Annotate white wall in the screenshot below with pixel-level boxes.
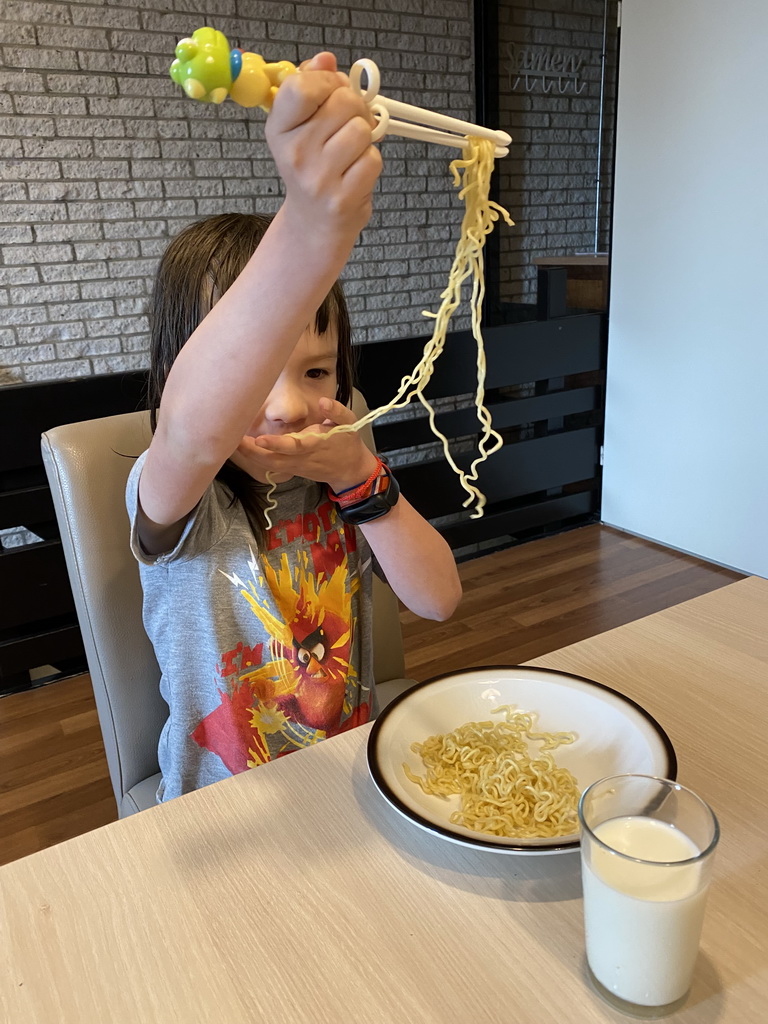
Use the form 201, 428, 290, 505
602, 0, 768, 576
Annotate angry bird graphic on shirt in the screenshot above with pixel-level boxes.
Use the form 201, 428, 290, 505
191, 502, 371, 775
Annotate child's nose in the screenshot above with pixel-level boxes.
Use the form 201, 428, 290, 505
264, 381, 309, 426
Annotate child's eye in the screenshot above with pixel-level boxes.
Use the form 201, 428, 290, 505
306, 367, 330, 379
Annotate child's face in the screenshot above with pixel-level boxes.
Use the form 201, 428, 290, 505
244, 322, 339, 449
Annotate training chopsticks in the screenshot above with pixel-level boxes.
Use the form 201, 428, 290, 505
349, 60, 511, 159
168, 29, 511, 158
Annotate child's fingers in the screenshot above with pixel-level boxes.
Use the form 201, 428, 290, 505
303, 51, 338, 73
300, 84, 373, 150
252, 429, 330, 453
269, 88, 374, 201
291, 106, 379, 206
341, 139, 383, 196
252, 434, 305, 454
267, 68, 344, 135
318, 114, 378, 177
319, 397, 358, 425
318, 80, 377, 133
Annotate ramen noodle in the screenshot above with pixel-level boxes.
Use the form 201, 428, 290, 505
324, 136, 514, 519
403, 705, 579, 839
263, 471, 278, 530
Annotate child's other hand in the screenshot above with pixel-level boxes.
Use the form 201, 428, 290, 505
266, 52, 382, 240
233, 398, 380, 491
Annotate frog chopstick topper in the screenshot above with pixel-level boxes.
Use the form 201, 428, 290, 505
169, 27, 296, 111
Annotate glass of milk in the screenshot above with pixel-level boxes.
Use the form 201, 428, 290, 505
578, 774, 719, 1018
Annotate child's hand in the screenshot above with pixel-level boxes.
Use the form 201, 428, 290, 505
265, 53, 382, 240
232, 398, 380, 491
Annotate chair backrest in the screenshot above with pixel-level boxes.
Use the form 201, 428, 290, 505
40, 390, 408, 812
41, 410, 163, 810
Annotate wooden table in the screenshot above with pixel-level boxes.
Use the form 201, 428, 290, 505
1, 577, 766, 1023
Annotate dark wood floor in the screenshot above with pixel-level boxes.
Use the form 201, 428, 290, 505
0, 524, 743, 866
400, 524, 743, 678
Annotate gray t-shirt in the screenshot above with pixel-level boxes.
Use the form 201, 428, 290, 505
126, 451, 378, 803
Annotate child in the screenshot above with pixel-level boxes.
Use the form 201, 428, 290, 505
127, 53, 462, 802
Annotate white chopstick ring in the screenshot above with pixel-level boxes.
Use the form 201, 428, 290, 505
349, 58, 386, 138
349, 58, 511, 159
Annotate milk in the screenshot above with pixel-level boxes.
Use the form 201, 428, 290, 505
581, 815, 707, 1007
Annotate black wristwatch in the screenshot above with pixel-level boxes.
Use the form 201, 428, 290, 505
335, 466, 401, 525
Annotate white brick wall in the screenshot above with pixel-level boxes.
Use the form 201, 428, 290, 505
497, 0, 618, 303
0, 0, 476, 384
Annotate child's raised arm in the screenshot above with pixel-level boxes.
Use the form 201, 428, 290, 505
137, 53, 381, 553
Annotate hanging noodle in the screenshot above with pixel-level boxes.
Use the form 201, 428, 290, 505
403, 705, 579, 839
263, 470, 278, 530
322, 136, 514, 518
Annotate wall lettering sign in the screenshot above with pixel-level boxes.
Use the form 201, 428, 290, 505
504, 42, 587, 95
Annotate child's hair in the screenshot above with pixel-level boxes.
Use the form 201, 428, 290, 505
147, 212, 355, 546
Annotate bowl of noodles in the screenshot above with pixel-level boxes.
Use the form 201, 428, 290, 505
367, 666, 677, 855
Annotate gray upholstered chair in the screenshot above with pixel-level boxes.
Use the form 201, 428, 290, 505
41, 391, 417, 818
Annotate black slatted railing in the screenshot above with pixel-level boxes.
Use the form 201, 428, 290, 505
0, 296, 606, 690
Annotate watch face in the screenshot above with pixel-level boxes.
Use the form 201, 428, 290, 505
346, 491, 393, 524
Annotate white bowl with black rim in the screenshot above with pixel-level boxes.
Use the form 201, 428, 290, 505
367, 666, 677, 856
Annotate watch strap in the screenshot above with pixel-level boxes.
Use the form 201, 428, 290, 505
334, 466, 400, 525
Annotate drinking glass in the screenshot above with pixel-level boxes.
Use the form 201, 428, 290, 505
578, 774, 719, 1019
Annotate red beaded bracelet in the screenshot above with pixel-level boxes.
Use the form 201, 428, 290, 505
328, 457, 386, 508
